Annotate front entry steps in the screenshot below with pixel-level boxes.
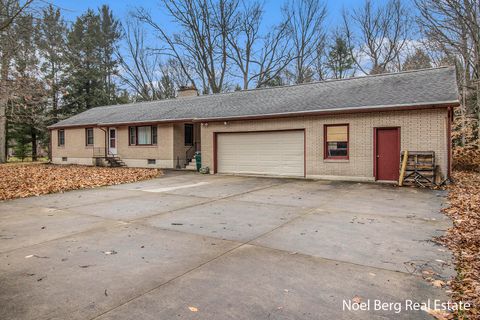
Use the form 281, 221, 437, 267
105, 156, 126, 167
184, 158, 197, 171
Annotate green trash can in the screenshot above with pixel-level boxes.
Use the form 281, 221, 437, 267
195, 152, 201, 172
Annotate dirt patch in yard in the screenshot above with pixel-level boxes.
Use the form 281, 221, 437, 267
0, 163, 161, 201
438, 171, 480, 319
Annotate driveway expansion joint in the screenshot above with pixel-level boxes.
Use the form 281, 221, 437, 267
0, 174, 453, 320
88, 206, 318, 320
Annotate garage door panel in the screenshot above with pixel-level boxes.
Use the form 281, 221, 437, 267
217, 131, 304, 177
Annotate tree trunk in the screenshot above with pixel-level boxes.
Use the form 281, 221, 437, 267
0, 103, 5, 163
0, 56, 9, 163
477, 82, 480, 148
460, 23, 470, 147
51, 62, 58, 123
31, 129, 37, 162
461, 84, 467, 146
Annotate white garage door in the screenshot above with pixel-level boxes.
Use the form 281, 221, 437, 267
216, 130, 304, 177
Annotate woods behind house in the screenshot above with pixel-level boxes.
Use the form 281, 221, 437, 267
0, 0, 479, 164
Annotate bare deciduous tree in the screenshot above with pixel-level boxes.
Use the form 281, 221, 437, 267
135, 0, 239, 94
117, 19, 186, 101
254, 21, 294, 87
343, 0, 411, 75
283, 0, 327, 84
415, 0, 480, 147
117, 19, 163, 101
226, 0, 261, 89
226, 1, 293, 89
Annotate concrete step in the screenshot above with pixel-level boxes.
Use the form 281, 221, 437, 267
185, 158, 197, 170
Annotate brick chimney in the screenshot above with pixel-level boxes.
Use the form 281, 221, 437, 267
177, 85, 198, 98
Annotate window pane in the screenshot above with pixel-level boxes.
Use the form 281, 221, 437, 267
326, 125, 348, 142
109, 129, 116, 148
86, 129, 94, 145
129, 127, 136, 145
137, 126, 151, 144
327, 142, 348, 157
58, 130, 65, 146
152, 126, 157, 145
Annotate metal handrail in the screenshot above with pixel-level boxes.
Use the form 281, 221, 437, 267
186, 144, 196, 162
185, 142, 201, 162
93, 147, 106, 158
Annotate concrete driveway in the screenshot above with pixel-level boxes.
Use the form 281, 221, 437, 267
0, 172, 453, 319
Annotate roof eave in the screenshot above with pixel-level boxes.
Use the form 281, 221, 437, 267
47, 123, 99, 130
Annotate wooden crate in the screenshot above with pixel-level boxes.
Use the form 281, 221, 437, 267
400, 151, 436, 187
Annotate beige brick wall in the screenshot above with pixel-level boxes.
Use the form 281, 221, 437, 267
200, 108, 449, 180
51, 127, 105, 158
172, 123, 201, 167
117, 124, 174, 163
51, 108, 449, 178
51, 124, 177, 168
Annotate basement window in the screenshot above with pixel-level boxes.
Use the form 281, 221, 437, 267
147, 159, 156, 165
62, 157, 67, 162
324, 124, 349, 159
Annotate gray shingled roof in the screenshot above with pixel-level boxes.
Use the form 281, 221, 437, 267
50, 67, 459, 128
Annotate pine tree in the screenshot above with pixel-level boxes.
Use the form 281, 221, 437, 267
99, 5, 122, 105
326, 36, 354, 79
12, 137, 32, 161
63, 7, 123, 115
0, 0, 35, 163
159, 74, 176, 99
260, 73, 284, 87
8, 13, 49, 161
402, 49, 432, 71
64, 9, 103, 114
37, 4, 67, 123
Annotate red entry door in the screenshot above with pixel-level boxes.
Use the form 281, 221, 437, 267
375, 128, 400, 181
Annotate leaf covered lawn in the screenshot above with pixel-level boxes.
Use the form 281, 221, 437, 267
439, 171, 480, 319
0, 163, 161, 201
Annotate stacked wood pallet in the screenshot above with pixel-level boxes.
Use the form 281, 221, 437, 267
399, 151, 436, 187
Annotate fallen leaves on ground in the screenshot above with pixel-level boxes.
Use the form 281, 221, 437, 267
453, 147, 480, 171
352, 296, 362, 304
437, 170, 480, 319
0, 163, 161, 200
425, 308, 452, 320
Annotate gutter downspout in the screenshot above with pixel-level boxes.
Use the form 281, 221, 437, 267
99, 127, 107, 158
